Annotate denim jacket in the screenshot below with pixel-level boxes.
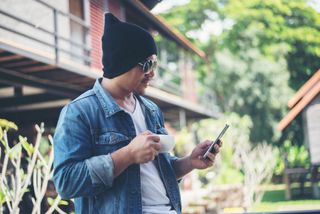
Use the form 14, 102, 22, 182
53, 78, 182, 214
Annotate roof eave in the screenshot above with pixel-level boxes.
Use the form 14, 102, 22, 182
278, 80, 320, 132
122, 0, 206, 59
288, 69, 320, 108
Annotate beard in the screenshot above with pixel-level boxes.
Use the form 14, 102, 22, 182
134, 77, 151, 95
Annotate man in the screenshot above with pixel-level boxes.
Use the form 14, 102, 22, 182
53, 13, 221, 214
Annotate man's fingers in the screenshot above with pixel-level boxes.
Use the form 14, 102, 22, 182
151, 142, 161, 151
198, 140, 212, 149
213, 144, 220, 153
206, 152, 215, 163
217, 139, 223, 147
147, 134, 160, 142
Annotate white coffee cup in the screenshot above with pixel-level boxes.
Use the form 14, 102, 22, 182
157, 134, 175, 153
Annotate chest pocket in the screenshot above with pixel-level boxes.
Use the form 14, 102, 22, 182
94, 132, 130, 154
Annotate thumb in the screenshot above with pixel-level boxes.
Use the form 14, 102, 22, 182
199, 140, 212, 149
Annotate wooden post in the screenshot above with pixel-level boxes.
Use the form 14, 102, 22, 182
283, 172, 291, 200
53, 9, 59, 64
311, 165, 320, 199
283, 153, 291, 200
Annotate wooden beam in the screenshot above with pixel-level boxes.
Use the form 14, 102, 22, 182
3, 60, 41, 68
146, 86, 219, 118
20, 65, 57, 73
0, 67, 84, 98
0, 107, 62, 126
288, 69, 320, 108
0, 55, 24, 62
278, 81, 320, 131
0, 87, 14, 97
0, 93, 65, 108
0, 99, 70, 112
63, 76, 93, 84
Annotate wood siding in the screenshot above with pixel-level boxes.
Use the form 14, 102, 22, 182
90, 0, 105, 70
304, 94, 320, 165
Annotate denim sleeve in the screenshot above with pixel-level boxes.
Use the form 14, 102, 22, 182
53, 105, 114, 199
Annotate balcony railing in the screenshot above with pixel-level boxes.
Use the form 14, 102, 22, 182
0, 0, 91, 65
151, 64, 182, 96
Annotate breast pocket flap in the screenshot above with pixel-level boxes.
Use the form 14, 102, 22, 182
96, 132, 130, 145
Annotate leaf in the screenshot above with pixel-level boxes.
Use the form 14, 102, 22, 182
8, 142, 22, 160
0, 128, 7, 148
0, 190, 5, 205
47, 197, 54, 206
0, 127, 3, 140
20, 135, 34, 157
47, 198, 69, 206
59, 200, 69, 206
0, 119, 18, 131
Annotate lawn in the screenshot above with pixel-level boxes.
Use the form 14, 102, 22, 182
250, 183, 320, 212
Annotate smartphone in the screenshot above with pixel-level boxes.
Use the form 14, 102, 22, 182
203, 124, 229, 159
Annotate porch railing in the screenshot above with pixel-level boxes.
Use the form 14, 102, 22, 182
151, 64, 182, 96
0, 0, 91, 65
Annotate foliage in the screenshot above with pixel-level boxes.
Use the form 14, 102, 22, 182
0, 119, 65, 214
273, 140, 310, 176
160, 0, 219, 43
174, 127, 194, 156
283, 140, 310, 168
186, 112, 276, 206
0, 118, 18, 131
216, 0, 319, 145
222, 0, 320, 90
159, 0, 319, 146
193, 115, 246, 185
210, 47, 294, 143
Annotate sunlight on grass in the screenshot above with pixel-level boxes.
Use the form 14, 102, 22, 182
250, 183, 320, 212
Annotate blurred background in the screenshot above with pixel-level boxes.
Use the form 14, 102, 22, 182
0, 0, 319, 213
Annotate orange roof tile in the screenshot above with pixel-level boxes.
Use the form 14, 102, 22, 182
288, 69, 320, 108
278, 71, 320, 131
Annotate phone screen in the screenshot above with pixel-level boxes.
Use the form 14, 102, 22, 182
203, 124, 229, 159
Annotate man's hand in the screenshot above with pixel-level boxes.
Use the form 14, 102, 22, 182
127, 130, 161, 164
173, 139, 222, 179
189, 140, 222, 170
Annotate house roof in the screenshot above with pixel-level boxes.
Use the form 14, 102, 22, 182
277, 69, 320, 131
0, 0, 216, 125
122, 0, 206, 59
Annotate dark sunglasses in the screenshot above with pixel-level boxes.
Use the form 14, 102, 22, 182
138, 59, 158, 74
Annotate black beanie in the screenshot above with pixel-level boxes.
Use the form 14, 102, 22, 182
102, 13, 157, 79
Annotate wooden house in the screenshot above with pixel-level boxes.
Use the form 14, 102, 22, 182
278, 69, 320, 199
0, 0, 219, 129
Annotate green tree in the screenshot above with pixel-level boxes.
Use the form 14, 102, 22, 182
222, 0, 320, 89
159, 0, 319, 144
210, 47, 293, 143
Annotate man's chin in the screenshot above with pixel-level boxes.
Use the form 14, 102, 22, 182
134, 88, 146, 95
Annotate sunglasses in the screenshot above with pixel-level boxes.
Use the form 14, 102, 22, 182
138, 59, 158, 74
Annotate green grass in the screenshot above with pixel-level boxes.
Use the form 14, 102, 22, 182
250, 183, 320, 212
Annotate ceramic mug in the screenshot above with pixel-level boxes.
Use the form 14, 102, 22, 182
156, 134, 175, 153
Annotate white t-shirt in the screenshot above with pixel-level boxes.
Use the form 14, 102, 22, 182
122, 97, 177, 214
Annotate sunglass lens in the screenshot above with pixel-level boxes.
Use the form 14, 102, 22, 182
141, 59, 157, 73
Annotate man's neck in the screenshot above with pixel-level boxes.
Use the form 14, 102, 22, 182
101, 77, 131, 100
101, 78, 136, 112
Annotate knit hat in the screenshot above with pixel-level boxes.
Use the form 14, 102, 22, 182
102, 13, 157, 79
